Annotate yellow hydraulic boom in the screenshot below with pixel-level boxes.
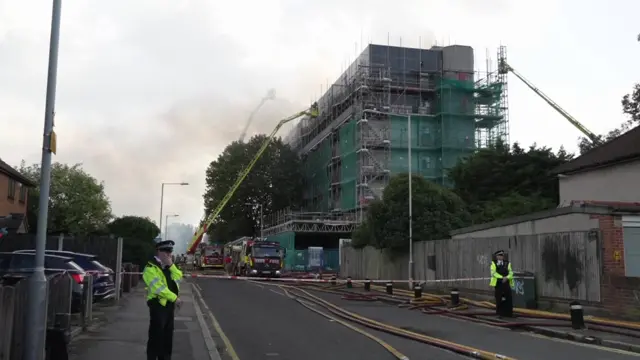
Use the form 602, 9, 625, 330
498, 59, 601, 145
187, 103, 319, 253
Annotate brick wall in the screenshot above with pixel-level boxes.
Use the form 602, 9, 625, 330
593, 210, 640, 317
0, 173, 29, 216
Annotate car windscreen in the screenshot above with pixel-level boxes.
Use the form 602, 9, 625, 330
10, 254, 34, 271
252, 246, 280, 257
90, 260, 110, 272
0, 254, 11, 270
65, 260, 85, 274
70, 256, 104, 271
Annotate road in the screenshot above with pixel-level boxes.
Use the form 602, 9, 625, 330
195, 279, 640, 360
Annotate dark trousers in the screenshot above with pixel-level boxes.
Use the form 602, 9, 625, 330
494, 281, 513, 317
147, 300, 175, 360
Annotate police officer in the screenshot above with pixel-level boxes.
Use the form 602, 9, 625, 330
489, 250, 514, 318
143, 239, 183, 360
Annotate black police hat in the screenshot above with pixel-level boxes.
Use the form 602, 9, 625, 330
155, 239, 175, 252
493, 250, 505, 256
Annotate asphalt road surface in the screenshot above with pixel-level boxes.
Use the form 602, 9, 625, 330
195, 279, 640, 360
196, 278, 467, 360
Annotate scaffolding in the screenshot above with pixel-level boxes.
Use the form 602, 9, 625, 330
475, 45, 510, 147
278, 44, 509, 229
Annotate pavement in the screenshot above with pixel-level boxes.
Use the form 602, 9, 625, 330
68, 283, 215, 360
195, 278, 640, 360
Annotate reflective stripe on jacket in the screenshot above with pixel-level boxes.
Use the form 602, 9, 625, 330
143, 261, 183, 306
489, 261, 514, 288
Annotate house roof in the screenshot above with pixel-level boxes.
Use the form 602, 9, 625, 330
0, 158, 36, 187
552, 125, 640, 175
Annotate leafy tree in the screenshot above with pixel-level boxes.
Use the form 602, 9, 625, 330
19, 161, 113, 234
448, 141, 571, 223
203, 135, 303, 242
107, 216, 160, 267
352, 174, 471, 255
579, 84, 640, 154
471, 192, 557, 224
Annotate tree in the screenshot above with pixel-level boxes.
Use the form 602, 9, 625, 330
19, 162, 113, 234
471, 192, 557, 224
578, 84, 640, 154
352, 174, 471, 255
202, 135, 303, 242
107, 216, 160, 267
448, 141, 571, 223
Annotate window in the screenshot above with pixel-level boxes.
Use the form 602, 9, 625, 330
623, 216, 640, 277
19, 184, 26, 203
7, 178, 16, 199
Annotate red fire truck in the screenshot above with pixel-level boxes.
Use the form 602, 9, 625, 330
195, 243, 224, 270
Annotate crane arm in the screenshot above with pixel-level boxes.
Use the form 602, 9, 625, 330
499, 61, 601, 144
187, 103, 319, 253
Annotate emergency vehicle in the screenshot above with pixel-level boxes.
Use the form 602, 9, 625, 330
195, 243, 224, 270
226, 237, 285, 277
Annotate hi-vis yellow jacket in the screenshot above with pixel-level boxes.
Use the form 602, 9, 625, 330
489, 261, 514, 288
143, 260, 183, 306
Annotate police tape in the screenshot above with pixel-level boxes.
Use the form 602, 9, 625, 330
121, 272, 491, 284
4, 267, 490, 284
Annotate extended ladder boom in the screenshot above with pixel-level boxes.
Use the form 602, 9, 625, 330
187, 103, 319, 253
498, 60, 601, 144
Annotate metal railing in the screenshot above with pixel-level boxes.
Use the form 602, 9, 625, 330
0, 272, 102, 360
264, 209, 357, 228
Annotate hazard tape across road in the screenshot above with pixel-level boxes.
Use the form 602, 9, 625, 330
122, 272, 491, 284
4, 267, 491, 284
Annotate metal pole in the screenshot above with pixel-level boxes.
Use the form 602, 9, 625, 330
114, 237, 123, 302
164, 215, 169, 241
259, 204, 264, 239
408, 115, 414, 288
159, 183, 165, 239
25, 1, 62, 358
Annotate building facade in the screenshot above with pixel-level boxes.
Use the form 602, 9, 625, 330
0, 159, 36, 232
284, 44, 509, 219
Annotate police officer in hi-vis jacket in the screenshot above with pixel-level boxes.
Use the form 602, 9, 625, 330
489, 250, 514, 318
143, 239, 183, 360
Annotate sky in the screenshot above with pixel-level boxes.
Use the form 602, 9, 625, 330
1, 0, 638, 227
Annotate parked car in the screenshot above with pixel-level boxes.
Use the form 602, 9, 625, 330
14, 250, 116, 303
0, 252, 85, 312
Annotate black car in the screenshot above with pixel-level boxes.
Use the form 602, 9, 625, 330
0, 252, 85, 312
14, 250, 116, 302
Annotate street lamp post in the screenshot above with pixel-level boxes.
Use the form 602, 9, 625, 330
25, 1, 62, 358
165, 214, 179, 240
407, 114, 413, 289
362, 110, 414, 288
245, 203, 264, 239
159, 182, 188, 239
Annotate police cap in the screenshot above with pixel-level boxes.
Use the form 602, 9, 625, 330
155, 239, 175, 252
493, 250, 505, 256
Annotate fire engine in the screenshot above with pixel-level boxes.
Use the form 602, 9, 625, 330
195, 243, 224, 270
225, 237, 285, 277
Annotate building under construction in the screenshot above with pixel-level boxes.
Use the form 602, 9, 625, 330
265, 44, 510, 270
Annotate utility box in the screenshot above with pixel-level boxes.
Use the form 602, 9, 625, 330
512, 271, 537, 309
